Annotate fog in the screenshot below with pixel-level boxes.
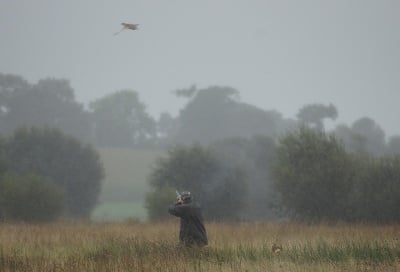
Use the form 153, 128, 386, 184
1, 0, 399, 136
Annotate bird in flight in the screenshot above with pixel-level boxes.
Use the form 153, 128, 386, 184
114, 23, 139, 35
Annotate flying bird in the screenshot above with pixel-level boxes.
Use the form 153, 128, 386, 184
114, 23, 139, 35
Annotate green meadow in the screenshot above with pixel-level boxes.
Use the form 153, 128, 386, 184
91, 148, 165, 222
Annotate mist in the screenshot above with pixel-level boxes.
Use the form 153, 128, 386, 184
1, 0, 399, 136
1, 0, 400, 223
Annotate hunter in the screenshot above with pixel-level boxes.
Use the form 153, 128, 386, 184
168, 191, 208, 247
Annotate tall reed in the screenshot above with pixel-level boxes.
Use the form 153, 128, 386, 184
0, 221, 399, 271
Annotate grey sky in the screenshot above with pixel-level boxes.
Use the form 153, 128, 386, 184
1, 0, 399, 136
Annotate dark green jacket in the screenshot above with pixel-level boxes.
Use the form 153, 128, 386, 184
168, 202, 208, 247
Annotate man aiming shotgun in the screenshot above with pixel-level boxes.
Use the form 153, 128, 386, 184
168, 191, 208, 247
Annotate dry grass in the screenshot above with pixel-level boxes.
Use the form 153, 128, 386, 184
0, 221, 399, 271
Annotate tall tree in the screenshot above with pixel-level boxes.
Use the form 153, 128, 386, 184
157, 112, 179, 146
351, 117, 386, 155
0, 74, 30, 132
387, 135, 400, 154
172, 84, 198, 98
89, 90, 156, 147
297, 103, 338, 131
272, 127, 354, 222
211, 136, 279, 220
3, 127, 104, 218
0, 74, 92, 142
352, 155, 400, 223
333, 124, 368, 154
175, 86, 284, 144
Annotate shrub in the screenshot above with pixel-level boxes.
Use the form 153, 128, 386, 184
272, 127, 355, 222
145, 186, 176, 220
3, 127, 104, 218
273, 127, 400, 223
0, 173, 64, 222
351, 155, 400, 223
146, 145, 247, 221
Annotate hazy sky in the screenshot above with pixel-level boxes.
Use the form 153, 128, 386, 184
1, 0, 399, 136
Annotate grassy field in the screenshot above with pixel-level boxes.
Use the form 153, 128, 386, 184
81, 148, 400, 270
92, 148, 165, 222
0, 221, 399, 271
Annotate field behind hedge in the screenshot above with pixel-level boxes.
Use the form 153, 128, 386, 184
91, 148, 164, 222
0, 222, 399, 272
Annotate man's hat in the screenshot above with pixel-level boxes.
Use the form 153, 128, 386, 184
180, 191, 192, 202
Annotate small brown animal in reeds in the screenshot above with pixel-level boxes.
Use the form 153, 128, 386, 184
272, 243, 282, 255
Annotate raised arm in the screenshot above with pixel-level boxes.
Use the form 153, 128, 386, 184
168, 203, 193, 217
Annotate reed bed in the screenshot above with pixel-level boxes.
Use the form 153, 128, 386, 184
0, 221, 399, 271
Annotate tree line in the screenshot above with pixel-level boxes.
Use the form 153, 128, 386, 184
146, 128, 400, 223
2, 73, 400, 153
2, 72, 400, 223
